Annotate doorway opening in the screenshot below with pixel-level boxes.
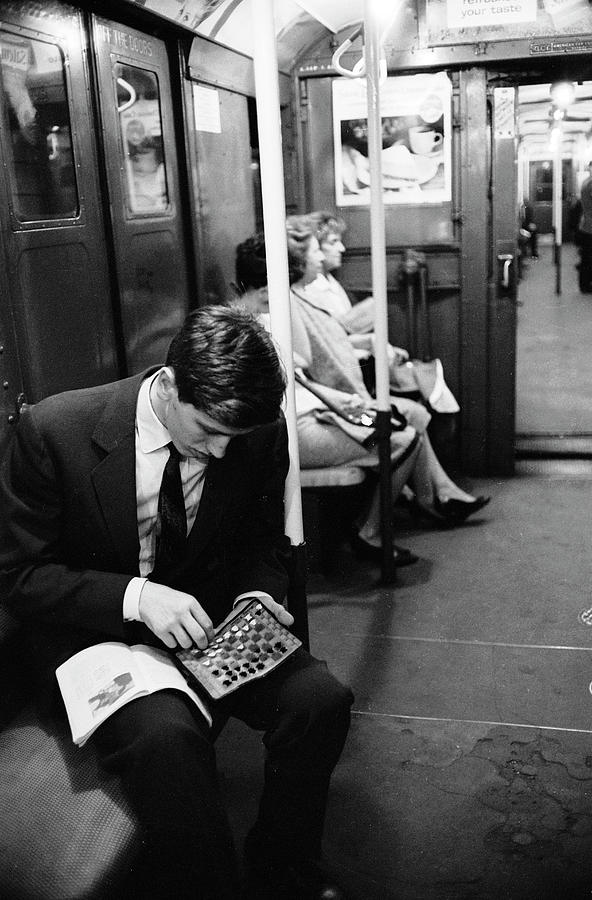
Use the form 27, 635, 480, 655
515, 77, 592, 460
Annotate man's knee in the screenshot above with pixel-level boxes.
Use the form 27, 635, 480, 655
95, 689, 213, 773
274, 658, 354, 754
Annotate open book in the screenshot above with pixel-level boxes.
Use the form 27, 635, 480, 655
56, 642, 211, 747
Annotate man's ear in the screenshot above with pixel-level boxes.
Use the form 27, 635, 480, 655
156, 366, 177, 400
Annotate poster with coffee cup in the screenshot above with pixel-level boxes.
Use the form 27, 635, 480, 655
333, 72, 451, 206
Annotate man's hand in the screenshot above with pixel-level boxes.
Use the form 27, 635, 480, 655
222, 596, 294, 631
139, 581, 215, 650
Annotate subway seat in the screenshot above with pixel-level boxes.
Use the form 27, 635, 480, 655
299, 465, 366, 488
0, 606, 139, 900
300, 466, 369, 572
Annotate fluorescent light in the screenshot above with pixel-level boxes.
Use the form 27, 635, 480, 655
550, 81, 575, 110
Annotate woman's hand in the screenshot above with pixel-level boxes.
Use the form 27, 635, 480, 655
389, 345, 409, 366
341, 393, 366, 418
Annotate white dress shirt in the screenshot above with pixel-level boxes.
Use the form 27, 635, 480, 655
122, 370, 274, 622
123, 370, 208, 621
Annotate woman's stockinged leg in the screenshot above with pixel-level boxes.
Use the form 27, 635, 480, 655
407, 433, 491, 525
357, 440, 420, 546
409, 432, 476, 506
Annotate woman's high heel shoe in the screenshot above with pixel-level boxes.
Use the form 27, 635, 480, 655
434, 495, 491, 524
350, 532, 419, 567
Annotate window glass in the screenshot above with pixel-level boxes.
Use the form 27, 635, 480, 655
531, 160, 569, 202
0, 32, 78, 221
116, 64, 169, 214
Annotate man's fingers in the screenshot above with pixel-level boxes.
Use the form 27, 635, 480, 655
275, 607, 294, 628
188, 601, 214, 644
260, 597, 294, 628
158, 630, 178, 650
171, 625, 199, 650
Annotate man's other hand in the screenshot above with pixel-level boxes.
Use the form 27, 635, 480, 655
226, 596, 294, 630
139, 582, 215, 650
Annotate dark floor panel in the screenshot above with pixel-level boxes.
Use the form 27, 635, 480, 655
309, 475, 592, 650
309, 631, 592, 731
325, 714, 592, 900
216, 471, 592, 900
218, 714, 592, 900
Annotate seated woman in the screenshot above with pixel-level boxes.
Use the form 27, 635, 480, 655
303, 209, 459, 415
232, 228, 489, 566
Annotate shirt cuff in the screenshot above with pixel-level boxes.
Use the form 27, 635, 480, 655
123, 576, 148, 621
233, 590, 274, 609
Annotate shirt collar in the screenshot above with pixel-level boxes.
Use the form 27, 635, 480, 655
136, 368, 171, 454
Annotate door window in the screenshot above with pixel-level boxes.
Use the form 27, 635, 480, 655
0, 32, 78, 221
116, 64, 169, 215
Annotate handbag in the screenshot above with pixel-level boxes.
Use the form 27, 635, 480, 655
390, 359, 460, 414
294, 370, 408, 450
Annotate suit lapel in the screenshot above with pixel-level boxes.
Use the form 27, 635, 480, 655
185, 454, 229, 557
90, 372, 148, 574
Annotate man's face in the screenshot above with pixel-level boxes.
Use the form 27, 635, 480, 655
156, 370, 255, 460
320, 231, 345, 273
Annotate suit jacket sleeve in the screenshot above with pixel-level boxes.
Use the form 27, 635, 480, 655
224, 415, 291, 604
0, 407, 132, 639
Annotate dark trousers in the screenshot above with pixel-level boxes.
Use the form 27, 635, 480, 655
92, 648, 353, 899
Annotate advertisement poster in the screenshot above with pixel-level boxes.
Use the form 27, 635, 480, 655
333, 72, 452, 206
125, 0, 226, 31
426, 0, 592, 45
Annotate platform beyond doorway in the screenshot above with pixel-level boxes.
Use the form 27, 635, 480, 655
516, 237, 592, 438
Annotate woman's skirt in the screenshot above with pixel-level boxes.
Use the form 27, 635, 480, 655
297, 410, 419, 471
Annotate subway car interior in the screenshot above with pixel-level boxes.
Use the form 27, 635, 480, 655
2, 0, 592, 897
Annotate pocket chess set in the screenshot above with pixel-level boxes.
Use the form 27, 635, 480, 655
175, 599, 301, 700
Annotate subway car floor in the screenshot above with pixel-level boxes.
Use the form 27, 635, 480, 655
215, 240, 592, 900
219, 469, 592, 900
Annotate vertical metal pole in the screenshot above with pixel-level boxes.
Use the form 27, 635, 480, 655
251, 0, 304, 547
251, 0, 309, 646
364, 0, 395, 584
553, 128, 562, 295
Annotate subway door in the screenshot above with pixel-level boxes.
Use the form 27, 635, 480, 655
488, 85, 519, 474
0, 227, 24, 458
92, 18, 190, 373
0, 7, 119, 447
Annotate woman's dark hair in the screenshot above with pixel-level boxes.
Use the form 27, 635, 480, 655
235, 233, 268, 294
236, 220, 315, 289
285, 214, 315, 285
166, 305, 286, 428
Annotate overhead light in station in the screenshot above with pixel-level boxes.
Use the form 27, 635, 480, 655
550, 81, 576, 109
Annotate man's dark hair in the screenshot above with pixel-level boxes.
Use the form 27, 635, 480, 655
166, 305, 286, 428
235, 233, 268, 294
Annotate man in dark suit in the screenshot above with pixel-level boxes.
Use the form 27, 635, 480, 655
0, 305, 352, 900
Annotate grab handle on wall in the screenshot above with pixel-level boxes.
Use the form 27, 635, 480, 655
498, 253, 514, 290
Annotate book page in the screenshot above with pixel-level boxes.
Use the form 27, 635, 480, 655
56, 642, 145, 746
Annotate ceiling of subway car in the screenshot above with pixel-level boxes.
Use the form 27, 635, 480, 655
195, 0, 363, 71
190, 0, 592, 162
